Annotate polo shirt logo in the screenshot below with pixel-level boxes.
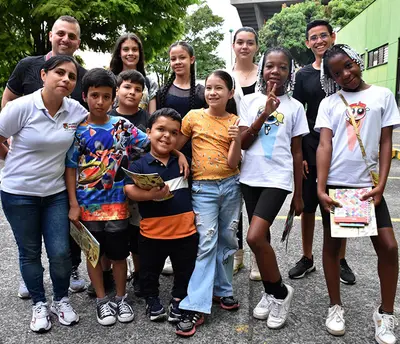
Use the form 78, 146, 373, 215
63, 123, 78, 131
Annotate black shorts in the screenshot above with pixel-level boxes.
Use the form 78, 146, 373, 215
128, 223, 140, 254
82, 219, 129, 261
302, 165, 320, 214
241, 183, 289, 224
321, 187, 392, 230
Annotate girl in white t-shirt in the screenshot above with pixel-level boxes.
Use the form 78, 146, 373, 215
316, 44, 399, 343
239, 47, 309, 329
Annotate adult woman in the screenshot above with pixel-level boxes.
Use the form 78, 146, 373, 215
110, 33, 158, 114
231, 27, 260, 279
0, 55, 88, 333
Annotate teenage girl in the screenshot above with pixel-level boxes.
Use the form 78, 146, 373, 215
231, 27, 260, 279
239, 47, 309, 329
175, 70, 242, 337
110, 33, 158, 114
317, 44, 399, 344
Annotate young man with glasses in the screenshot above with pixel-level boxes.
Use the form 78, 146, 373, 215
288, 20, 356, 285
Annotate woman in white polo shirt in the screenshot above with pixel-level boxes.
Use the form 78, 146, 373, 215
0, 55, 88, 333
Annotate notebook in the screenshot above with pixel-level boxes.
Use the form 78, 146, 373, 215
333, 188, 372, 224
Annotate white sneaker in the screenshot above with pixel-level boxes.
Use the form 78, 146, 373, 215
162, 257, 174, 275
250, 253, 261, 281
30, 301, 51, 333
233, 249, 244, 275
18, 280, 31, 299
50, 297, 80, 326
253, 292, 274, 320
127, 255, 135, 281
267, 284, 294, 329
326, 304, 345, 336
373, 307, 398, 344
69, 267, 86, 293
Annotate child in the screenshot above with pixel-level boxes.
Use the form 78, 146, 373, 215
124, 108, 198, 323
239, 47, 308, 329
175, 70, 242, 337
65, 68, 149, 326
316, 44, 399, 343
109, 69, 149, 296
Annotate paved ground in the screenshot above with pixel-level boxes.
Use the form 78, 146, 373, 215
1, 140, 400, 344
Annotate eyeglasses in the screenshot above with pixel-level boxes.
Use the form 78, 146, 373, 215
308, 32, 330, 42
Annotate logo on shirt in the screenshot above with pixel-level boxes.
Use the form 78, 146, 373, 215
345, 102, 369, 151
63, 123, 78, 132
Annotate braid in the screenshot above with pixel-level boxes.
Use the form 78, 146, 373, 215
189, 63, 196, 110
320, 44, 364, 96
160, 72, 176, 108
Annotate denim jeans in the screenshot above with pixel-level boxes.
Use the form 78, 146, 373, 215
179, 175, 241, 314
1, 190, 71, 304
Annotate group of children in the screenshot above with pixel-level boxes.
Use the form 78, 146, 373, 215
5, 24, 398, 343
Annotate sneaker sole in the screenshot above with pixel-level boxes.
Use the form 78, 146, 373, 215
176, 327, 196, 337
289, 265, 316, 279
30, 321, 51, 333
168, 315, 181, 323
253, 310, 270, 320
118, 314, 135, 323
340, 278, 356, 285
326, 326, 345, 336
18, 293, 31, 299
150, 313, 167, 322
97, 315, 117, 326
220, 303, 240, 311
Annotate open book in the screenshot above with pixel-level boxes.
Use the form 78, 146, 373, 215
122, 167, 173, 201
70, 222, 100, 268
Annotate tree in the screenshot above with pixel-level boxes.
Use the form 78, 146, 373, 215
0, 0, 198, 86
258, 0, 373, 66
148, 2, 226, 85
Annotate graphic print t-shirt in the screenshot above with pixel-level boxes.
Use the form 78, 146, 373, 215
66, 116, 149, 221
315, 85, 400, 187
239, 93, 309, 192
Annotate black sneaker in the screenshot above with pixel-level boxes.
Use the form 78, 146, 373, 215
130, 272, 142, 297
288, 256, 316, 279
340, 258, 356, 285
168, 298, 182, 323
96, 300, 117, 326
220, 296, 240, 311
146, 296, 167, 322
176, 310, 204, 337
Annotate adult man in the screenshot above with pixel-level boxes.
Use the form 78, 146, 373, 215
288, 20, 356, 285
1, 15, 87, 295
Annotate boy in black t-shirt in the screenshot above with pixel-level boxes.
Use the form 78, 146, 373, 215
289, 20, 356, 285
109, 70, 149, 296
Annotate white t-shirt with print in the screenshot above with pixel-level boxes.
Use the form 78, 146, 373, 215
239, 93, 309, 192
315, 85, 400, 187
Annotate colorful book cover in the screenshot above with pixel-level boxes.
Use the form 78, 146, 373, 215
333, 188, 372, 224
70, 222, 100, 268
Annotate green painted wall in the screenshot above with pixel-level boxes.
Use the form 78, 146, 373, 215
336, 0, 400, 96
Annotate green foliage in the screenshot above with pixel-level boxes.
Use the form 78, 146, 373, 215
258, 0, 374, 66
0, 0, 198, 87
148, 2, 225, 85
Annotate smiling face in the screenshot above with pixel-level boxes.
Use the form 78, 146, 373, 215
49, 20, 81, 56
232, 31, 258, 62
41, 61, 77, 97
85, 86, 114, 119
147, 116, 180, 158
306, 25, 335, 58
169, 45, 195, 77
327, 52, 363, 91
117, 80, 143, 109
120, 39, 140, 71
262, 51, 290, 93
205, 74, 234, 111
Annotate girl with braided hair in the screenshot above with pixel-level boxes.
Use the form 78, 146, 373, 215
316, 44, 399, 343
239, 47, 308, 329
156, 41, 206, 158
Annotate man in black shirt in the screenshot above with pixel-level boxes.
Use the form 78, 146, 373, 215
1, 15, 87, 295
1, 15, 86, 108
289, 20, 356, 285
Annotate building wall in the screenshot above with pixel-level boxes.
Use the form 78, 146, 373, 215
336, 0, 400, 95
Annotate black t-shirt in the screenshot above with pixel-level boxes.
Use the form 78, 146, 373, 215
242, 82, 256, 96
6, 55, 87, 107
293, 64, 326, 166
108, 108, 148, 133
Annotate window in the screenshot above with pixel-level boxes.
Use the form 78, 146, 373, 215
367, 44, 388, 68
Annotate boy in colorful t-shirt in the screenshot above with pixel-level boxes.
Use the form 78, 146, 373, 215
65, 68, 149, 326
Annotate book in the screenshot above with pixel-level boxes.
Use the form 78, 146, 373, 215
329, 189, 377, 238
70, 222, 100, 268
122, 167, 173, 201
281, 210, 295, 251
333, 188, 371, 224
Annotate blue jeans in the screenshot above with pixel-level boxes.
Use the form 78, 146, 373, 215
1, 190, 71, 304
179, 175, 241, 314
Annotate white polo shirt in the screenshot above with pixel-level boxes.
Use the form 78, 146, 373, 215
0, 89, 88, 196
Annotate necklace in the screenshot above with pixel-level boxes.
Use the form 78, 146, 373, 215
234, 65, 256, 81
